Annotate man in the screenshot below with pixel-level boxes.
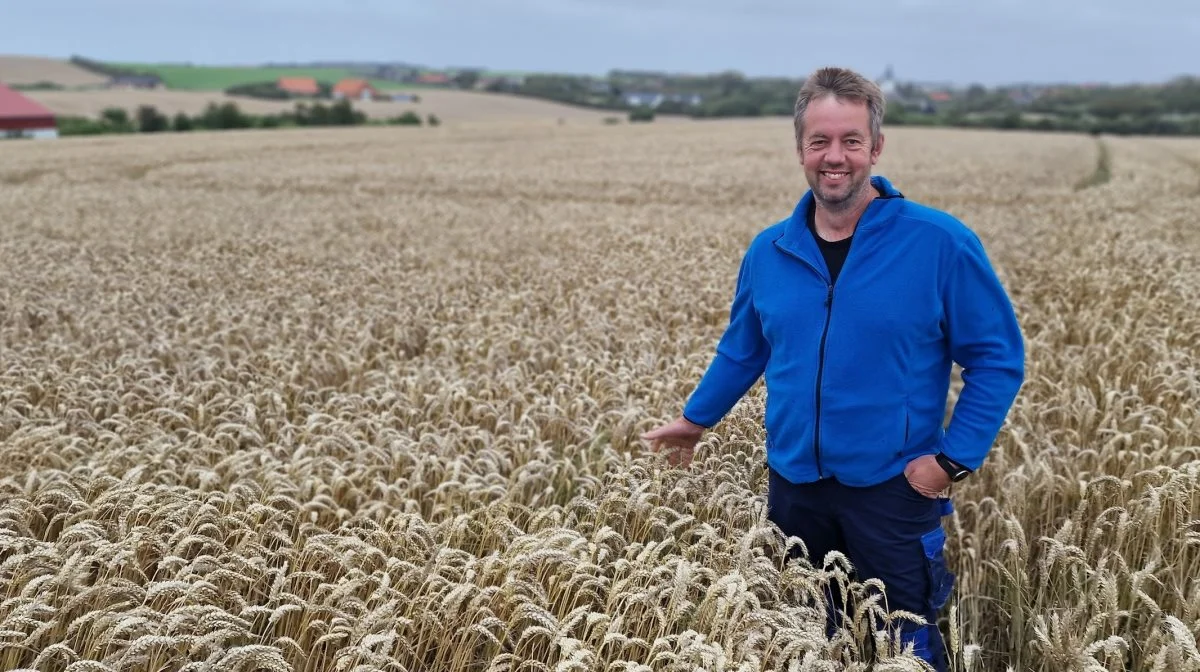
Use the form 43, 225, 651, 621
640, 66, 1024, 671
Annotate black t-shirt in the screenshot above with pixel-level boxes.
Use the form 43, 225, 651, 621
807, 206, 853, 285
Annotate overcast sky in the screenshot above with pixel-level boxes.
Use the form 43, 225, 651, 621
3, 0, 1197, 86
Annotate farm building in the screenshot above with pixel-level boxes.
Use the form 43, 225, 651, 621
418, 73, 450, 86
332, 78, 380, 101
108, 74, 163, 89
278, 76, 320, 97
622, 91, 664, 108
0, 83, 57, 139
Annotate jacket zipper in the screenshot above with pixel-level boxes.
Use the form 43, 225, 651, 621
771, 243, 835, 478
813, 283, 834, 478
772, 199, 889, 477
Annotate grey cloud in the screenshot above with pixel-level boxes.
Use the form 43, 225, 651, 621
2, 0, 1197, 84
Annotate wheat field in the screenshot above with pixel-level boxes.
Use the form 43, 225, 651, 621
1, 120, 1199, 672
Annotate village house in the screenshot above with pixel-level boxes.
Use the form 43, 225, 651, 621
107, 74, 163, 90
622, 90, 704, 109
622, 91, 664, 108
332, 78, 381, 101
277, 76, 320, 97
417, 72, 450, 86
0, 83, 58, 139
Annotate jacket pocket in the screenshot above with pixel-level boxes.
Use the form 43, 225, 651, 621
921, 525, 955, 612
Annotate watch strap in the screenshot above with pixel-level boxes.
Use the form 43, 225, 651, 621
936, 453, 972, 482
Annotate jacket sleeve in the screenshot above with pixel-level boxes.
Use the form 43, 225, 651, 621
939, 232, 1025, 470
682, 248, 770, 427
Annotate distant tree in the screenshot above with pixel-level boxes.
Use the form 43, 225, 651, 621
225, 81, 289, 100
12, 81, 64, 91
172, 112, 193, 132
57, 116, 119, 136
998, 111, 1023, 129
700, 95, 761, 117
101, 107, 129, 127
305, 102, 331, 126
198, 102, 251, 129
654, 100, 689, 115
629, 107, 655, 122
136, 105, 169, 132
427, 113, 440, 126
388, 111, 422, 126
328, 99, 365, 125
714, 70, 750, 96
452, 70, 481, 90
1090, 92, 1163, 120
884, 104, 909, 125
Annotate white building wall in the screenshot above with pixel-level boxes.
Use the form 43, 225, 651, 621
3, 127, 59, 140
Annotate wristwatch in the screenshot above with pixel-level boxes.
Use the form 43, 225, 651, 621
935, 453, 972, 482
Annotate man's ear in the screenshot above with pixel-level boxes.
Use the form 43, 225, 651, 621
871, 133, 885, 165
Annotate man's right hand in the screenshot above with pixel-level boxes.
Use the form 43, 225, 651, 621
640, 417, 705, 467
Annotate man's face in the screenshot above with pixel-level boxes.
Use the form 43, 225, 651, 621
797, 95, 884, 212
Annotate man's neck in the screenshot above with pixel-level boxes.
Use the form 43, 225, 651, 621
813, 186, 879, 241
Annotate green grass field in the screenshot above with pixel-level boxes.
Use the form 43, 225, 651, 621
105, 63, 421, 91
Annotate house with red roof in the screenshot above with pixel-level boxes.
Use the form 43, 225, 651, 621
277, 76, 320, 97
332, 78, 380, 101
0, 83, 57, 139
418, 72, 450, 86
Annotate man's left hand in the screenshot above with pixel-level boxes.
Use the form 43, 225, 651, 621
904, 454, 951, 498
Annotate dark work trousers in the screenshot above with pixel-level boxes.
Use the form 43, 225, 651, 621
767, 466, 956, 672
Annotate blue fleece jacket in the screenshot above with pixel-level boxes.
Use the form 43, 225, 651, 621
683, 175, 1024, 487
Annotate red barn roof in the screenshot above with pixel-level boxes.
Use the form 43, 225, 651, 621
278, 76, 320, 96
333, 78, 378, 96
0, 83, 56, 129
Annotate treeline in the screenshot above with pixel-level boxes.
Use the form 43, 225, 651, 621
57, 100, 438, 136
886, 76, 1200, 136
886, 106, 1200, 136
11, 81, 66, 91
225, 80, 332, 100
223, 80, 421, 103
68, 55, 153, 78
505, 70, 799, 118
506, 70, 1200, 136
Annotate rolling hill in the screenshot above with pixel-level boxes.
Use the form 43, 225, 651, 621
4, 55, 681, 126
103, 62, 411, 92
0, 55, 109, 87
25, 88, 631, 124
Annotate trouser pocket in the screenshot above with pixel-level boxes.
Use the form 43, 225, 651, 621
920, 524, 955, 611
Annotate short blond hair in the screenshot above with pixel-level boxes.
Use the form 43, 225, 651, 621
793, 66, 886, 148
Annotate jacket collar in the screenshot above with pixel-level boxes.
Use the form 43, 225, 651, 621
773, 175, 905, 265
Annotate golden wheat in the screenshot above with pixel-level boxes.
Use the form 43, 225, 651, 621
0, 121, 1198, 671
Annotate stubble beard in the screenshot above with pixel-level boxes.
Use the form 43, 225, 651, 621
812, 169, 871, 215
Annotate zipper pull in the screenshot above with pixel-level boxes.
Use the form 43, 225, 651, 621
825, 285, 834, 307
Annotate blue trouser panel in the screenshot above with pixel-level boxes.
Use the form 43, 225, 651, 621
768, 467, 955, 672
